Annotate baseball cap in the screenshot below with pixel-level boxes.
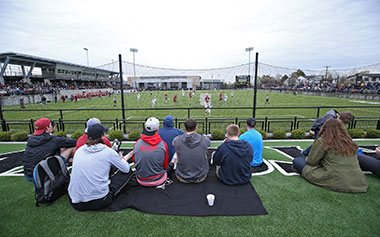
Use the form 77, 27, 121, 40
87, 123, 108, 140
34, 118, 51, 135
246, 118, 257, 127
145, 117, 160, 132
85, 118, 101, 133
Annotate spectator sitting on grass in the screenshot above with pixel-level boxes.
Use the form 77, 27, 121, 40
213, 124, 253, 185
68, 124, 133, 211
292, 118, 368, 193
23, 118, 76, 181
239, 118, 263, 167
158, 115, 185, 162
127, 117, 174, 187
173, 118, 210, 183
357, 146, 380, 178
75, 118, 112, 151
302, 110, 353, 156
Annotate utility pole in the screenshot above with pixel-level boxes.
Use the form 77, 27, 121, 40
324, 66, 330, 83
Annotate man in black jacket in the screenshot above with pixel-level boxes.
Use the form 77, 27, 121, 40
23, 118, 76, 181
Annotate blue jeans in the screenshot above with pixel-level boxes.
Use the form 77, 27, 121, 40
293, 157, 307, 174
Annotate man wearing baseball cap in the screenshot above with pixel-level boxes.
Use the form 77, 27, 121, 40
69, 123, 133, 211
75, 118, 112, 151
23, 118, 76, 181
239, 118, 263, 167
125, 117, 172, 187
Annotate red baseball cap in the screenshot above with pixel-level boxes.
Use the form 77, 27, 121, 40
34, 118, 50, 135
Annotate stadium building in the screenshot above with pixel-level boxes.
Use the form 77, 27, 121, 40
127, 76, 201, 90
0, 52, 119, 86
127, 76, 224, 90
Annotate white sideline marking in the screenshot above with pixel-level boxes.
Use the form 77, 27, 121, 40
349, 100, 380, 105
0, 157, 7, 161
0, 150, 25, 155
0, 165, 24, 176
268, 160, 300, 176
251, 159, 274, 176
264, 145, 303, 160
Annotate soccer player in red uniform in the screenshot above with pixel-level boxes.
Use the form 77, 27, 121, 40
219, 92, 223, 101
173, 95, 177, 103
164, 93, 168, 103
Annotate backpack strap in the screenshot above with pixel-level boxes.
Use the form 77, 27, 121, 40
54, 155, 69, 178
39, 159, 56, 200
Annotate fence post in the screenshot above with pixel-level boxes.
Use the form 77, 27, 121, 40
316, 107, 320, 118
377, 118, 380, 130
264, 117, 268, 132
205, 117, 208, 134
59, 118, 64, 131
60, 110, 63, 120
0, 96, 7, 131
188, 108, 190, 118
30, 118, 34, 133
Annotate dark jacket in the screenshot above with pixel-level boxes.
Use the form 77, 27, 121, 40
23, 132, 76, 178
173, 132, 210, 181
213, 140, 253, 185
311, 109, 338, 137
158, 116, 184, 161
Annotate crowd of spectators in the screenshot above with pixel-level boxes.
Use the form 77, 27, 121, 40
261, 82, 380, 95
0, 81, 118, 96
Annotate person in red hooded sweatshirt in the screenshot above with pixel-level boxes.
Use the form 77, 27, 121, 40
125, 117, 174, 186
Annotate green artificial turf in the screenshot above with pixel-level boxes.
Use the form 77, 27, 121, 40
1, 140, 379, 236
2, 90, 380, 134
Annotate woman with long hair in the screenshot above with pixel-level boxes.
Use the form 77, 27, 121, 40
293, 118, 368, 192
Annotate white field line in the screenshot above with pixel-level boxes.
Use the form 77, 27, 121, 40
264, 145, 303, 161
251, 159, 274, 176
268, 160, 300, 176
0, 165, 23, 176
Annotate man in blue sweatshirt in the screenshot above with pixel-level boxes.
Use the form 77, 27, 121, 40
239, 118, 263, 167
158, 115, 184, 161
213, 124, 253, 185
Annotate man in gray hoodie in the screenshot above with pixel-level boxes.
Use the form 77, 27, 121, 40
173, 118, 211, 183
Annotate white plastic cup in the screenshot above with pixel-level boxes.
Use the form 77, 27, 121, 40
207, 194, 215, 206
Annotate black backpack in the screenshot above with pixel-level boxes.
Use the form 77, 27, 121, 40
32, 155, 70, 206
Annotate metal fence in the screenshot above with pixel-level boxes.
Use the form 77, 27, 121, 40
1, 105, 380, 134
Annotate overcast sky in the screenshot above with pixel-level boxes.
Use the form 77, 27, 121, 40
0, 0, 379, 72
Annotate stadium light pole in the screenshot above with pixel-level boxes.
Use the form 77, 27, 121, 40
245, 47, 254, 82
253, 52, 259, 118
130, 48, 138, 78
83, 48, 89, 66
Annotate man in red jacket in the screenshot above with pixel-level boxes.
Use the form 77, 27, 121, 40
125, 117, 173, 187
76, 118, 112, 151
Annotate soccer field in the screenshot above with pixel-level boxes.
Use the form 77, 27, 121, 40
1, 140, 379, 236
2, 90, 380, 133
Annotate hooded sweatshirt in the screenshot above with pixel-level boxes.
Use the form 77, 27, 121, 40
68, 143, 130, 203
173, 133, 211, 181
158, 116, 185, 161
23, 132, 76, 178
311, 109, 338, 136
213, 140, 253, 185
132, 133, 169, 186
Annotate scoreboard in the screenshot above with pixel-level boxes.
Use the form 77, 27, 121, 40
235, 75, 250, 88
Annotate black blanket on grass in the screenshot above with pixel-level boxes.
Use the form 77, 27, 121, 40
101, 165, 267, 216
